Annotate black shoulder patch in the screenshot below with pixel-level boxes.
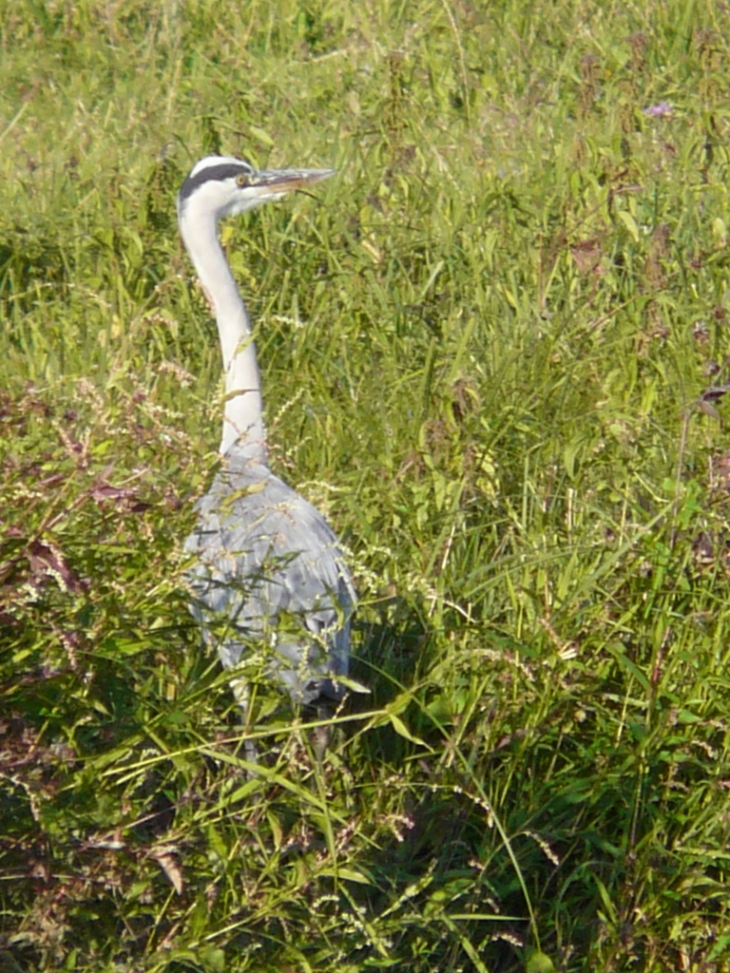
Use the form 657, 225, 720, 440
178, 162, 253, 205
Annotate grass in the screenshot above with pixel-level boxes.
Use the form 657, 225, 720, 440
2, 0, 730, 969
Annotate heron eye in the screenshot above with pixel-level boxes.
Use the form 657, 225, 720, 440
235, 173, 249, 188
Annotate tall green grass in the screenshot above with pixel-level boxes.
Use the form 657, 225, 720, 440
3, 1, 730, 970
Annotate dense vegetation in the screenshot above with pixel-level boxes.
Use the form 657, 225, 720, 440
2, 1, 730, 970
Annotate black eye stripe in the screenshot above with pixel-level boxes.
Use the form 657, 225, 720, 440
178, 163, 254, 204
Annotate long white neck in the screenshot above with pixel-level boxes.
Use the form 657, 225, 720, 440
179, 199, 268, 461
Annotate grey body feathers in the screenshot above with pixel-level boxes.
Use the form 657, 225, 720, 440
185, 443, 354, 707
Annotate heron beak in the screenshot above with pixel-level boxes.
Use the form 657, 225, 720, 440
250, 168, 336, 199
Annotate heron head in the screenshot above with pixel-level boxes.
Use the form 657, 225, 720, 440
177, 155, 335, 223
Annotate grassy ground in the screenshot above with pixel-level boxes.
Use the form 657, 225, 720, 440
2, 1, 730, 970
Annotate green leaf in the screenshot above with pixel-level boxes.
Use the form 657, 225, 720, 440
526, 951, 556, 973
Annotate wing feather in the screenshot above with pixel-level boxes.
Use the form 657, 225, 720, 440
185, 449, 354, 704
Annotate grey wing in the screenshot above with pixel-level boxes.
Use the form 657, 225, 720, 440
184, 469, 355, 704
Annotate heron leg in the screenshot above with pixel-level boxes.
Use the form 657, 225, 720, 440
229, 676, 258, 766
310, 702, 333, 764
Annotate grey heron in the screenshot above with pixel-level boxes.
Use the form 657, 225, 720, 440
178, 155, 355, 757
